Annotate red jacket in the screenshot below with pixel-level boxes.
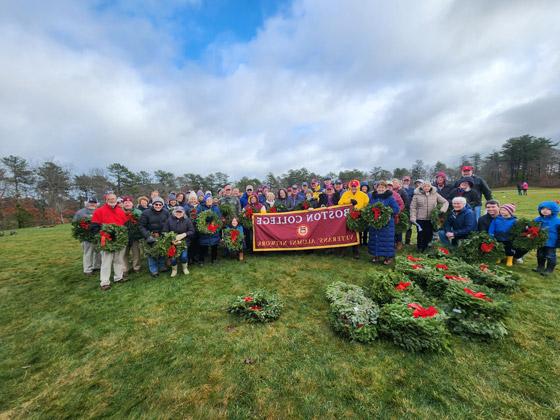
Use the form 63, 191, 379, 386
92, 204, 128, 226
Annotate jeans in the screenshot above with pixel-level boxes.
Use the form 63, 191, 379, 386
147, 256, 166, 274
474, 205, 481, 221
438, 230, 459, 247
170, 249, 188, 266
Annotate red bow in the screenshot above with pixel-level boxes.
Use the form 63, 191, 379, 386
230, 229, 240, 242
479, 263, 489, 272
303, 202, 310, 210
249, 305, 262, 311
243, 296, 253, 302
407, 255, 422, 262
246, 208, 254, 217
464, 288, 492, 301
208, 223, 218, 233
79, 221, 90, 230
372, 207, 381, 220
436, 264, 449, 270
127, 213, 137, 224
444, 274, 470, 282
438, 247, 450, 255
100, 231, 112, 247
350, 210, 361, 220
395, 281, 411, 291
167, 245, 177, 257
411, 264, 424, 270
269, 207, 277, 213
407, 303, 439, 318
480, 242, 495, 253
522, 226, 540, 239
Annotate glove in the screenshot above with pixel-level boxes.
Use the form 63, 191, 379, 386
146, 236, 156, 245
350, 199, 358, 206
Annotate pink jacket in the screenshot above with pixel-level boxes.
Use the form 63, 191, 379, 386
392, 191, 404, 212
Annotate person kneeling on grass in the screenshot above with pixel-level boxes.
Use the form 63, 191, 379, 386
488, 204, 525, 266
163, 206, 195, 277
438, 197, 476, 247
533, 201, 560, 276
368, 181, 400, 265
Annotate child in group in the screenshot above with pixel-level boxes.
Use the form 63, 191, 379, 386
533, 201, 560, 276
224, 217, 245, 261
488, 203, 518, 266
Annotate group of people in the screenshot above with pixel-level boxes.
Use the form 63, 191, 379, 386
73, 165, 557, 291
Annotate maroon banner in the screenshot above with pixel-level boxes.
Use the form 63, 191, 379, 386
253, 205, 359, 251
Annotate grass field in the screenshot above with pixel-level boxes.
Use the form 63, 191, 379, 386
1, 188, 559, 418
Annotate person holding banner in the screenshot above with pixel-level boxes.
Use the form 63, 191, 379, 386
318, 184, 340, 207
339, 179, 370, 258
368, 181, 400, 265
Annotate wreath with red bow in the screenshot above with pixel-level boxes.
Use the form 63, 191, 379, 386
196, 210, 223, 235
511, 218, 548, 251
346, 208, 368, 232
222, 228, 244, 252
71, 216, 95, 242
239, 207, 255, 229
362, 202, 393, 229
455, 232, 504, 264
94, 224, 128, 252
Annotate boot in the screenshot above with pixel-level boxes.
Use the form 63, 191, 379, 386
182, 263, 189, 275
532, 257, 546, 273
352, 246, 360, 259
542, 261, 556, 276
171, 265, 178, 277
239, 251, 244, 261
506, 256, 513, 267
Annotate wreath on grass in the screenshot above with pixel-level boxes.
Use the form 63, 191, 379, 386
455, 232, 504, 264
346, 208, 368, 232
223, 228, 244, 252
71, 216, 95, 242
366, 271, 429, 306
196, 210, 223, 235
362, 202, 393, 229
326, 282, 380, 343
511, 218, 548, 251
240, 207, 254, 229
395, 210, 410, 234
378, 301, 449, 352
95, 224, 128, 252
228, 290, 283, 323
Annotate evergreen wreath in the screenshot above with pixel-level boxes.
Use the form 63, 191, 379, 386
362, 202, 393, 229
95, 224, 128, 252
395, 210, 411, 234
346, 208, 368, 232
71, 216, 95, 242
228, 290, 283, 323
240, 207, 255, 229
455, 232, 504, 264
222, 228, 244, 252
511, 218, 548, 251
196, 210, 223, 235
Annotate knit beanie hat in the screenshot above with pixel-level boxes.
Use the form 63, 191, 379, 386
168, 193, 177, 201
500, 203, 516, 216
436, 171, 447, 179
152, 197, 164, 205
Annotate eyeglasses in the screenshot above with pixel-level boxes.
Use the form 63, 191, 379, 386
153, 203, 163, 207
246, 188, 253, 192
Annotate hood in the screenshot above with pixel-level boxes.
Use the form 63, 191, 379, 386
538, 201, 560, 217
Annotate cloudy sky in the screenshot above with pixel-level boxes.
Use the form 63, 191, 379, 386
1, 0, 559, 179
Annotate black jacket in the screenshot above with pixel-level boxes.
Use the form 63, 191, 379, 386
477, 213, 495, 233
139, 207, 169, 239
449, 188, 481, 208
163, 216, 195, 245
318, 192, 340, 207
433, 183, 454, 201
454, 175, 492, 201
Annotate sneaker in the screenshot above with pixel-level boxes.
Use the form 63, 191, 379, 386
100, 285, 111, 291
515, 258, 524, 264
150, 272, 159, 278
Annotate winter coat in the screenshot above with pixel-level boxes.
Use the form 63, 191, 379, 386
489, 216, 517, 242
220, 196, 241, 215
477, 213, 496, 233
264, 201, 276, 210
196, 204, 222, 246
443, 206, 477, 239
453, 175, 492, 201
449, 188, 481, 208
73, 207, 95, 222
139, 207, 170, 239
318, 191, 340, 207
124, 208, 144, 241
433, 182, 454, 201
339, 190, 370, 210
392, 191, 405, 212
286, 195, 302, 210
163, 215, 195, 245
410, 187, 449, 222
274, 198, 289, 208
239, 192, 250, 209
522, 182, 529, 190
534, 201, 560, 248
396, 188, 410, 210
404, 186, 415, 201
367, 191, 400, 257
91, 203, 128, 227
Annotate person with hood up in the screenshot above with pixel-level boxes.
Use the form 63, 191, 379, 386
197, 195, 222, 264
533, 201, 560, 276
449, 177, 481, 210
139, 196, 170, 277
410, 181, 449, 252
454, 166, 493, 219
163, 206, 195, 276
368, 181, 401, 265
73, 197, 101, 276
438, 197, 476, 247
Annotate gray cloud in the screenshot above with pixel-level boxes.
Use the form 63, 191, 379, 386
0, 0, 559, 180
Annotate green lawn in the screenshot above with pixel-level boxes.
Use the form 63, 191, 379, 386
1, 188, 559, 418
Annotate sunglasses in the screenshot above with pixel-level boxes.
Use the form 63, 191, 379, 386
153, 203, 163, 207
246, 188, 253, 192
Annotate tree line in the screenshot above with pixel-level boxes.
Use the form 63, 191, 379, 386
0, 134, 558, 229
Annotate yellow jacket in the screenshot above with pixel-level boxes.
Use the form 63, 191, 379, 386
339, 190, 370, 210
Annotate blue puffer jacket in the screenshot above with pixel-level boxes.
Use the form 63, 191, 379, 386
368, 191, 400, 257
488, 216, 517, 242
534, 201, 560, 248
240, 193, 250, 209
196, 204, 222, 246
443, 206, 476, 239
